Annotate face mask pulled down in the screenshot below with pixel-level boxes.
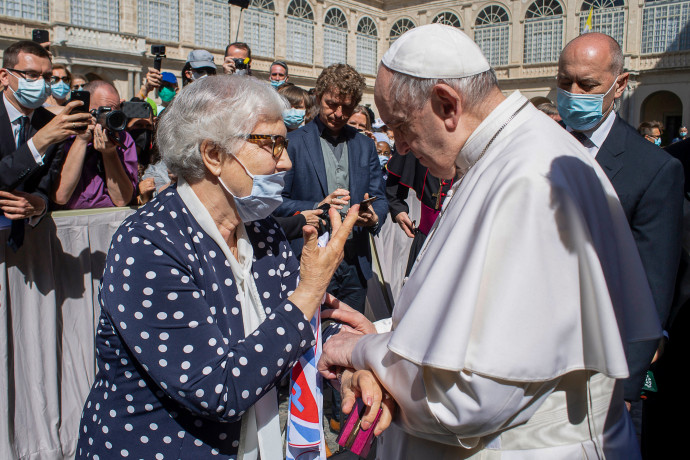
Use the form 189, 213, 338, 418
217, 152, 286, 223
557, 76, 619, 132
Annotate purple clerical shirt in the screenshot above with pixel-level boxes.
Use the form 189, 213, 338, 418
60, 131, 139, 210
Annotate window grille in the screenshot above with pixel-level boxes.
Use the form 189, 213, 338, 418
244, 0, 275, 58
356, 17, 378, 75
641, 0, 690, 53
71, 0, 120, 31
286, 0, 314, 64
474, 5, 510, 67
432, 11, 462, 28
579, 0, 625, 49
194, 0, 229, 50
390, 18, 415, 43
523, 0, 563, 64
138, 0, 179, 42
0, 0, 49, 21
324, 8, 348, 67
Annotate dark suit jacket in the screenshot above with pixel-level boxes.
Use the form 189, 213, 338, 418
274, 119, 387, 280
0, 98, 59, 210
597, 115, 684, 400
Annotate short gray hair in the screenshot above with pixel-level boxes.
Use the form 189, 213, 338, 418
385, 65, 499, 114
157, 75, 288, 181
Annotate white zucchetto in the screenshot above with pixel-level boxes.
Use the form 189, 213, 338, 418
381, 24, 491, 79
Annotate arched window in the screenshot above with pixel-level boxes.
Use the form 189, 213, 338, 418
356, 17, 378, 75
432, 11, 462, 28
390, 18, 415, 43
474, 5, 510, 67
641, 0, 690, 53
0, 0, 49, 21
523, 0, 563, 64
579, 0, 625, 48
324, 8, 348, 67
244, 0, 275, 57
138, 0, 179, 41
287, 0, 314, 65
71, 0, 119, 31
195, 0, 229, 49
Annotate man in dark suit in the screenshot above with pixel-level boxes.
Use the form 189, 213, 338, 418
274, 64, 387, 313
557, 33, 684, 415
0, 40, 91, 249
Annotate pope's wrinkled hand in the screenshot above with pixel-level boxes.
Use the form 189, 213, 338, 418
321, 293, 376, 335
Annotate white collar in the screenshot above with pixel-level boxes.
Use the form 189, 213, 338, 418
456, 91, 525, 175
3, 92, 32, 123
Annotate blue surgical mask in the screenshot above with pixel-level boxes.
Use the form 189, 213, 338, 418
654, 137, 662, 146
8, 71, 50, 109
378, 155, 389, 168
50, 81, 71, 99
282, 108, 305, 130
557, 76, 619, 132
680, 131, 687, 138
217, 153, 285, 222
271, 79, 286, 88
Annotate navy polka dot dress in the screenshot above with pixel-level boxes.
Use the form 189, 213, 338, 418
76, 186, 315, 459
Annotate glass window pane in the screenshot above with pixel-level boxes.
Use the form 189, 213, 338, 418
138, 0, 179, 42
641, 0, 690, 53
71, 0, 120, 32
194, 0, 229, 49
286, 17, 313, 64
1, 0, 49, 21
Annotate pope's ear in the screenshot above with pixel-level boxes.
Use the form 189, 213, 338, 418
431, 83, 461, 130
200, 139, 222, 177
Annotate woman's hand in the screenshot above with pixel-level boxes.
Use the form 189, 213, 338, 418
318, 329, 362, 379
288, 206, 360, 319
341, 369, 395, 436
300, 209, 324, 228
321, 293, 376, 335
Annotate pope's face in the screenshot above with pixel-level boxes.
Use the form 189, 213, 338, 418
374, 67, 457, 179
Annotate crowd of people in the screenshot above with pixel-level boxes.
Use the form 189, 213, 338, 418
1, 23, 688, 460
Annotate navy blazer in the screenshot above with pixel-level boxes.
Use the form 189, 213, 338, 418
274, 119, 387, 280
0, 98, 58, 206
597, 115, 684, 400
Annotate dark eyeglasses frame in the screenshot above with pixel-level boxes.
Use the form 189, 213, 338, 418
243, 134, 288, 160
5, 68, 53, 83
52, 76, 71, 85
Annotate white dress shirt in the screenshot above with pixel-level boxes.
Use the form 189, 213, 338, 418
3, 93, 43, 164
565, 109, 617, 158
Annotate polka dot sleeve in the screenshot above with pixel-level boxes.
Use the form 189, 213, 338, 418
101, 228, 315, 422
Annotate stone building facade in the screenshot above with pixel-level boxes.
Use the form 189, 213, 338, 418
1, 0, 688, 141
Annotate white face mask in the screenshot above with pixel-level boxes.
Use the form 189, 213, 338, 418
216, 152, 286, 223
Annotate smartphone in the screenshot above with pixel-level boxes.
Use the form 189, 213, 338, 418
122, 101, 152, 120
32, 29, 49, 44
69, 91, 90, 113
359, 196, 378, 207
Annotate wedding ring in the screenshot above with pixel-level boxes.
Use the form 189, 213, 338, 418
72, 122, 76, 129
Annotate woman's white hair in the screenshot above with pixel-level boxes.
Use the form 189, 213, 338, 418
157, 75, 289, 180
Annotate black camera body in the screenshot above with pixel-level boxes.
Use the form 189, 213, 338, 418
151, 45, 166, 71
233, 58, 249, 70
91, 107, 127, 132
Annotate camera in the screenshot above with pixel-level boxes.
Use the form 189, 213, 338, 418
151, 45, 166, 71
91, 107, 127, 132
233, 57, 250, 75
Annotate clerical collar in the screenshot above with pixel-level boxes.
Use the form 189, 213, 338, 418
456, 91, 525, 176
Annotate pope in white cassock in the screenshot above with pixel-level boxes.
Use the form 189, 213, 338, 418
319, 24, 662, 458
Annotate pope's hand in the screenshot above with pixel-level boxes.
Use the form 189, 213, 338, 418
341, 369, 395, 435
321, 293, 376, 334
318, 329, 362, 379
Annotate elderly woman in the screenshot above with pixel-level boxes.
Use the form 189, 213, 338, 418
75, 76, 389, 459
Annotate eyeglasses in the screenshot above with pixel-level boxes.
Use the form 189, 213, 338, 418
5, 68, 53, 83
51, 76, 71, 85
72, 84, 85, 91
242, 134, 288, 160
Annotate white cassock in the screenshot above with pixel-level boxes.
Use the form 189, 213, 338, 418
352, 92, 661, 459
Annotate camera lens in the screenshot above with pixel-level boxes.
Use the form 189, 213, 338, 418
106, 111, 128, 132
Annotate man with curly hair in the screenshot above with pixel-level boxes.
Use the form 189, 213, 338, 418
275, 64, 387, 314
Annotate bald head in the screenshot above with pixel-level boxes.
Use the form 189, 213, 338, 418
85, 80, 121, 111
560, 33, 624, 75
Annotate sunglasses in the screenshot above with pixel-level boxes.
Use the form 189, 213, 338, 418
243, 134, 288, 160
52, 76, 71, 85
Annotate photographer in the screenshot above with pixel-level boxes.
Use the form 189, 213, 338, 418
222, 42, 251, 75
52, 81, 138, 209
138, 69, 178, 114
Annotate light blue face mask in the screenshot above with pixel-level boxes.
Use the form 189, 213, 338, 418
378, 155, 389, 168
654, 137, 662, 146
50, 81, 71, 99
8, 71, 50, 109
217, 153, 286, 222
557, 76, 619, 132
282, 108, 305, 130
270, 79, 286, 88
